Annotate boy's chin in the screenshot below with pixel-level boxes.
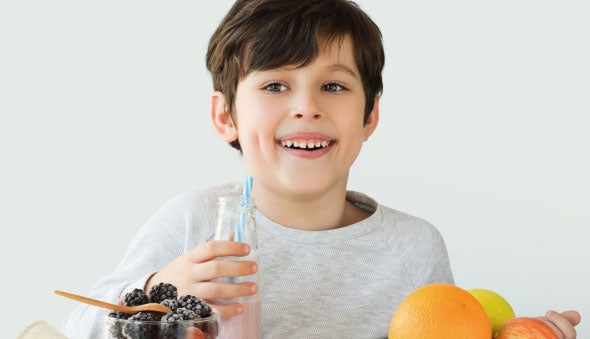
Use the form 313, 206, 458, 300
277, 177, 346, 198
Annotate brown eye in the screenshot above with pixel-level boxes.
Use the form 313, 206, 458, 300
322, 82, 346, 92
263, 82, 288, 93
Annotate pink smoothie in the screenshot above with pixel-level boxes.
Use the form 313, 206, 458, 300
218, 298, 261, 339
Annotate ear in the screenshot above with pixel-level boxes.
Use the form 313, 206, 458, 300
211, 91, 238, 142
363, 95, 380, 141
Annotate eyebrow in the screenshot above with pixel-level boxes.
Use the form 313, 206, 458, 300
252, 63, 359, 78
327, 64, 359, 78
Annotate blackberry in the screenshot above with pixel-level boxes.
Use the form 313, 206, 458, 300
160, 324, 186, 339
160, 308, 198, 339
106, 311, 130, 339
161, 312, 183, 323
123, 312, 160, 338
123, 288, 149, 307
161, 298, 180, 312
128, 311, 161, 322
149, 282, 178, 303
177, 295, 212, 317
108, 311, 131, 319
175, 307, 200, 320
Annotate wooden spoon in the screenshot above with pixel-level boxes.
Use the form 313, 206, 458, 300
55, 290, 172, 315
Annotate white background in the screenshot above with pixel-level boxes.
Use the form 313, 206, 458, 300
1, 0, 588, 337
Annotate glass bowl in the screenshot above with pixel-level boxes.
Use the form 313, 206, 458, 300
103, 310, 220, 339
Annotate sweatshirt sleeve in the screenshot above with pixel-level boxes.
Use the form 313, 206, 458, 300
61, 194, 192, 339
383, 209, 455, 289
408, 219, 454, 286
404, 218, 454, 288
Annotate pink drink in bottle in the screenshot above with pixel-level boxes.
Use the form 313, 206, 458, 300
213, 190, 261, 339
214, 291, 261, 339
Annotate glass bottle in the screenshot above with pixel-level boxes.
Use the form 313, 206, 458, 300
213, 196, 260, 339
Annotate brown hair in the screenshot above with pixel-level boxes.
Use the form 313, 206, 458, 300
206, 0, 385, 151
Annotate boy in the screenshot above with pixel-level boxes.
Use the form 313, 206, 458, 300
64, 0, 580, 338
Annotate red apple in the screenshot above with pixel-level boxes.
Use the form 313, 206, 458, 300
495, 317, 558, 339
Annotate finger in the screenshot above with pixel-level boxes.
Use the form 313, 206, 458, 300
560, 310, 581, 326
545, 311, 577, 339
191, 260, 258, 281
209, 303, 243, 319
191, 282, 258, 300
188, 241, 250, 263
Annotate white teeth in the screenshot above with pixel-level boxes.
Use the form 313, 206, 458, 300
281, 140, 331, 149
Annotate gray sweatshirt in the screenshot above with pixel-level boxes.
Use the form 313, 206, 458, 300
62, 182, 453, 338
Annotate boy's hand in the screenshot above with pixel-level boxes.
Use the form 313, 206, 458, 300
145, 240, 258, 319
536, 310, 581, 339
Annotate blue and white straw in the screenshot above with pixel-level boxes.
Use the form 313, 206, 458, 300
235, 176, 253, 242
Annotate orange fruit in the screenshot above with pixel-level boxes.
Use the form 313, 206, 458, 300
389, 283, 492, 339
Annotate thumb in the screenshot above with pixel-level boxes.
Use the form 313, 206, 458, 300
558, 310, 581, 326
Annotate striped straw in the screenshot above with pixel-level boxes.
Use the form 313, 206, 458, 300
235, 176, 253, 242
242, 176, 253, 205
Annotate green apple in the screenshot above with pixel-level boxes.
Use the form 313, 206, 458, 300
467, 288, 515, 336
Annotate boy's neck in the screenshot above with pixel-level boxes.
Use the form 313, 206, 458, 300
252, 185, 371, 231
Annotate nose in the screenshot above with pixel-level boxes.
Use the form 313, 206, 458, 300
294, 111, 322, 120
291, 92, 323, 120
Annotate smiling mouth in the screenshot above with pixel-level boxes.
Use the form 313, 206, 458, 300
280, 140, 331, 151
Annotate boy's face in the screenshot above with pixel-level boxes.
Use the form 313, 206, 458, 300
212, 35, 379, 199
